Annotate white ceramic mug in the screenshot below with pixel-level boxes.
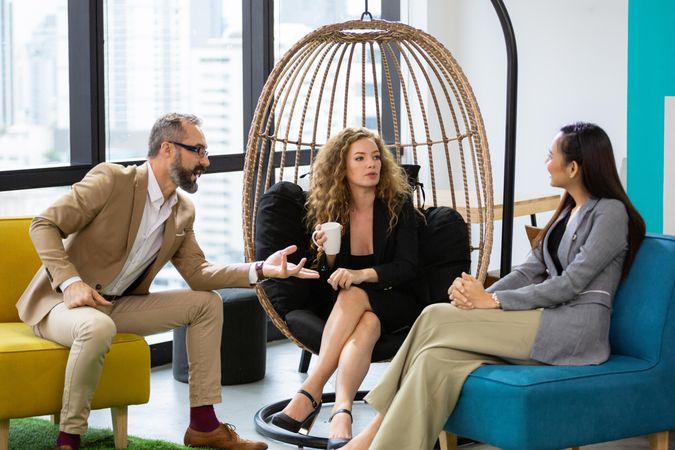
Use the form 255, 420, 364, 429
312, 222, 342, 255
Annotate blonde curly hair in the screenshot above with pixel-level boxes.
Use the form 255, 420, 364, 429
306, 127, 411, 239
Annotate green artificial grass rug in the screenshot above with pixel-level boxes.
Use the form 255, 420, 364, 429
8, 418, 189, 449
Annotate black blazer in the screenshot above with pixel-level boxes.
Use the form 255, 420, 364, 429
323, 198, 419, 291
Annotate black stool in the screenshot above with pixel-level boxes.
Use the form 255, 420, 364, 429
172, 287, 267, 385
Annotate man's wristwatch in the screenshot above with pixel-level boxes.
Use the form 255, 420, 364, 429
255, 261, 267, 282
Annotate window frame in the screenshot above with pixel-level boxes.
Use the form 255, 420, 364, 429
0, 0, 399, 191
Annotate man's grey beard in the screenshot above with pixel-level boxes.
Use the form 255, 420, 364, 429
170, 152, 204, 194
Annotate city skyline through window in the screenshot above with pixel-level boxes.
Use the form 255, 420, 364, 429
0, 0, 70, 172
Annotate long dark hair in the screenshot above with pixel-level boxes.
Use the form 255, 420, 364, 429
534, 122, 645, 278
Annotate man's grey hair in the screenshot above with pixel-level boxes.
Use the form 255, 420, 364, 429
147, 113, 202, 157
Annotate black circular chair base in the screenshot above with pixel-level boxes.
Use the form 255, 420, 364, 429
254, 391, 369, 449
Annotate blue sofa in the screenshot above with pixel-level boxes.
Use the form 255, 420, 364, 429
441, 233, 675, 450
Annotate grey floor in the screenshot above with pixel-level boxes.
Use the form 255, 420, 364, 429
83, 340, 669, 450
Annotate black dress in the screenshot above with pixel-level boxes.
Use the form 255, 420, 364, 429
317, 199, 423, 334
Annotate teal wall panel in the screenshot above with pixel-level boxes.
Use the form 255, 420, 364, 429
627, 0, 675, 233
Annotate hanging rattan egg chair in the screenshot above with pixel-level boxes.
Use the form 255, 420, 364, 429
243, 17, 493, 351
244, 17, 495, 449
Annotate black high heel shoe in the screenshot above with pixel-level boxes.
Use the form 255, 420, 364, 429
327, 408, 352, 449
270, 389, 322, 434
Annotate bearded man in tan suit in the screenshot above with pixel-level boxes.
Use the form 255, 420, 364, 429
16, 113, 318, 450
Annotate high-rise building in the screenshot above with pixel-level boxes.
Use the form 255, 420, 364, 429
189, 30, 244, 264
0, 0, 68, 170
105, 0, 191, 160
26, 14, 57, 126
189, 0, 224, 47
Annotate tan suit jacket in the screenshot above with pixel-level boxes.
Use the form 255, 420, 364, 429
17, 162, 250, 326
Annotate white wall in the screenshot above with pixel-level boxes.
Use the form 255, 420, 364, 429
404, 0, 628, 270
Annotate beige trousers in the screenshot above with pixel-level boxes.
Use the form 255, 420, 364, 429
365, 303, 543, 450
34, 289, 223, 434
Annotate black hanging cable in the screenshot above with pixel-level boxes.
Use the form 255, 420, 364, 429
361, 0, 373, 20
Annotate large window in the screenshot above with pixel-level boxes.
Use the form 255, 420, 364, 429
271, 1, 385, 161
274, 0, 382, 61
0, 186, 69, 216
103, 0, 243, 160
0, 0, 70, 170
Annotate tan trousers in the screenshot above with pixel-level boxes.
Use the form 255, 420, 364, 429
34, 289, 223, 434
365, 303, 543, 450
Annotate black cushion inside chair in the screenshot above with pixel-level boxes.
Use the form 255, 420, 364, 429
286, 309, 409, 361
255, 181, 315, 317
400, 165, 471, 305
415, 206, 471, 305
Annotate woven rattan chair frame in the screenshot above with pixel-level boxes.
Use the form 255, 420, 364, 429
242, 19, 493, 354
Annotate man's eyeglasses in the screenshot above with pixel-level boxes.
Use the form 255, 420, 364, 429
169, 141, 209, 158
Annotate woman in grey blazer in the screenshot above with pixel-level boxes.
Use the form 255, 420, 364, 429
343, 122, 646, 450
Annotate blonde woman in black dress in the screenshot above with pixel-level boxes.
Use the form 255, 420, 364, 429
270, 127, 422, 449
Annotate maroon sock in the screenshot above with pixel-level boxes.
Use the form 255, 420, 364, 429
56, 431, 81, 450
190, 405, 220, 432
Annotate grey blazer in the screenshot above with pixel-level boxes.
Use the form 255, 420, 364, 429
487, 197, 629, 365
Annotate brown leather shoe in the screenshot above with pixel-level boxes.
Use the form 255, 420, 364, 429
184, 423, 268, 450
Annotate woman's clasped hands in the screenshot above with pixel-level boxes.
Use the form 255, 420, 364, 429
448, 272, 500, 310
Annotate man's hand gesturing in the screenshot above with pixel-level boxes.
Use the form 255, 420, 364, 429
262, 245, 320, 280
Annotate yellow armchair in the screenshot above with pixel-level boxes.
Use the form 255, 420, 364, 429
0, 217, 150, 450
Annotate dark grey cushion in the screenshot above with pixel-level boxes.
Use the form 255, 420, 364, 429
416, 206, 471, 304
255, 181, 317, 318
